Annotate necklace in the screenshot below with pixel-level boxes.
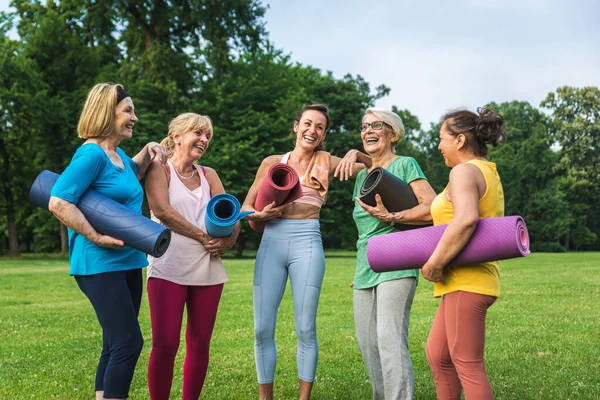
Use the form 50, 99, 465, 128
382, 153, 396, 168
174, 165, 196, 180
370, 153, 396, 171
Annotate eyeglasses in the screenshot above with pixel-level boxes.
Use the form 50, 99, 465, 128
359, 121, 389, 132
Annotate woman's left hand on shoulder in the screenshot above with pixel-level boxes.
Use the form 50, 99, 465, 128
356, 194, 392, 223
147, 141, 168, 165
334, 149, 358, 181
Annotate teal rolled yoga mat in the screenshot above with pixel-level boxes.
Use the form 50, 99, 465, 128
205, 193, 253, 237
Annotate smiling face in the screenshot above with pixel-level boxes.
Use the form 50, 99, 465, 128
294, 109, 327, 151
114, 97, 138, 140
174, 127, 212, 161
438, 121, 461, 167
361, 112, 395, 157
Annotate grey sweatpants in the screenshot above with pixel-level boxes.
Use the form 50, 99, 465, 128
353, 278, 416, 400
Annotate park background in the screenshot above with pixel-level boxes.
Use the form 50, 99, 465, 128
1, 1, 599, 399
0, 0, 599, 255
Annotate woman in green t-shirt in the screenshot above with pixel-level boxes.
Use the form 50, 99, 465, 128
353, 108, 436, 400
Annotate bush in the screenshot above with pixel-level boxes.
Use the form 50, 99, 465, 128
530, 242, 566, 253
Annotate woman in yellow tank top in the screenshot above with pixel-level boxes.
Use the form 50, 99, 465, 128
421, 107, 506, 400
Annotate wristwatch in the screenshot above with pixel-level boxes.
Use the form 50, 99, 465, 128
389, 212, 396, 226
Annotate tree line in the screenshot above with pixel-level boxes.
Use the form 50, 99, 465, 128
1, 1, 598, 255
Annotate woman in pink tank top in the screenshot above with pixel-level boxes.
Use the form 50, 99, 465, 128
242, 104, 372, 400
144, 113, 238, 399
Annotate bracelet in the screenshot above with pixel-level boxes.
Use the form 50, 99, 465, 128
187, 224, 196, 237
389, 212, 396, 226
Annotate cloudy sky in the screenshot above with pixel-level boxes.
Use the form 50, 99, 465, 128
2, 0, 599, 128
264, 0, 600, 127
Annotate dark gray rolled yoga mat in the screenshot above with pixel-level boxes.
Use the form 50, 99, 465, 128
358, 167, 429, 231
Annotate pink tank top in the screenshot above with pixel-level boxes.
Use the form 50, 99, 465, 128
147, 160, 228, 286
281, 152, 326, 208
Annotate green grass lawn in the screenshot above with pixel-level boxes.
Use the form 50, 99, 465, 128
1, 252, 599, 399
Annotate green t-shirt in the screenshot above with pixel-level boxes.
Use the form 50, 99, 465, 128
352, 156, 427, 289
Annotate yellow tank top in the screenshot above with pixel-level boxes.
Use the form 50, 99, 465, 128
430, 159, 504, 298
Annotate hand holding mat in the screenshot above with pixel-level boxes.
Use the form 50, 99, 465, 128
29, 170, 171, 258
358, 167, 426, 231
249, 163, 303, 233
206, 193, 253, 237
367, 215, 530, 272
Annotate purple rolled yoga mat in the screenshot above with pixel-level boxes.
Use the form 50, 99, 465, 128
367, 215, 530, 272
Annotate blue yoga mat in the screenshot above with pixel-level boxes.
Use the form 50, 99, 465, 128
205, 193, 253, 237
29, 170, 171, 258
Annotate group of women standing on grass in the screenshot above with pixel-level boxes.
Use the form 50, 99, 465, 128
49, 82, 506, 399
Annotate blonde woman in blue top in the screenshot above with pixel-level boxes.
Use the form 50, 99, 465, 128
49, 83, 167, 400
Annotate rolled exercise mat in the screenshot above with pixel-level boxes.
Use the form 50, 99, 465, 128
367, 215, 530, 272
29, 170, 171, 258
358, 167, 425, 231
249, 163, 303, 233
206, 193, 253, 237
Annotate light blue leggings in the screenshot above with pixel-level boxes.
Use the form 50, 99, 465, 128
253, 219, 326, 384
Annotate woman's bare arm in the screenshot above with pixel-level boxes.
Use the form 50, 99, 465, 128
145, 159, 211, 244
48, 197, 124, 249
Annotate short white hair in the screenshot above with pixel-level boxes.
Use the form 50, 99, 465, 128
363, 108, 405, 153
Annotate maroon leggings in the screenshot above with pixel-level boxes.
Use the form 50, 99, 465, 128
147, 278, 223, 400
426, 291, 496, 400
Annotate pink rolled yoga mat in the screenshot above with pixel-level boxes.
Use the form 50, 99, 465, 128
249, 163, 303, 233
367, 215, 530, 272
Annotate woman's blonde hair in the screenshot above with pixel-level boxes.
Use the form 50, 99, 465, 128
363, 108, 405, 154
77, 83, 125, 139
160, 113, 213, 158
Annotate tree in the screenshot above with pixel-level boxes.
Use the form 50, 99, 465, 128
414, 121, 448, 193
392, 106, 423, 161
3, 0, 270, 253
486, 101, 571, 246
310, 72, 388, 249
541, 87, 600, 249
541, 86, 600, 186
10, 1, 106, 252
411, 100, 577, 248
195, 47, 308, 254
0, 34, 50, 254
116, 0, 266, 79
197, 46, 388, 253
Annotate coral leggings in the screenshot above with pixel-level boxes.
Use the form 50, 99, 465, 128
426, 291, 496, 400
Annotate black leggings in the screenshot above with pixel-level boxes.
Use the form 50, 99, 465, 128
75, 269, 144, 399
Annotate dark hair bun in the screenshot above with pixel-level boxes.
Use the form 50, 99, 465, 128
441, 107, 506, 156
475, 108, 505, 148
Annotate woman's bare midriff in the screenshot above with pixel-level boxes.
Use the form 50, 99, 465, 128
280, 202, 320, 220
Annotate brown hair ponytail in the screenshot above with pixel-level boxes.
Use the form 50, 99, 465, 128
441, 107, 506, 156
